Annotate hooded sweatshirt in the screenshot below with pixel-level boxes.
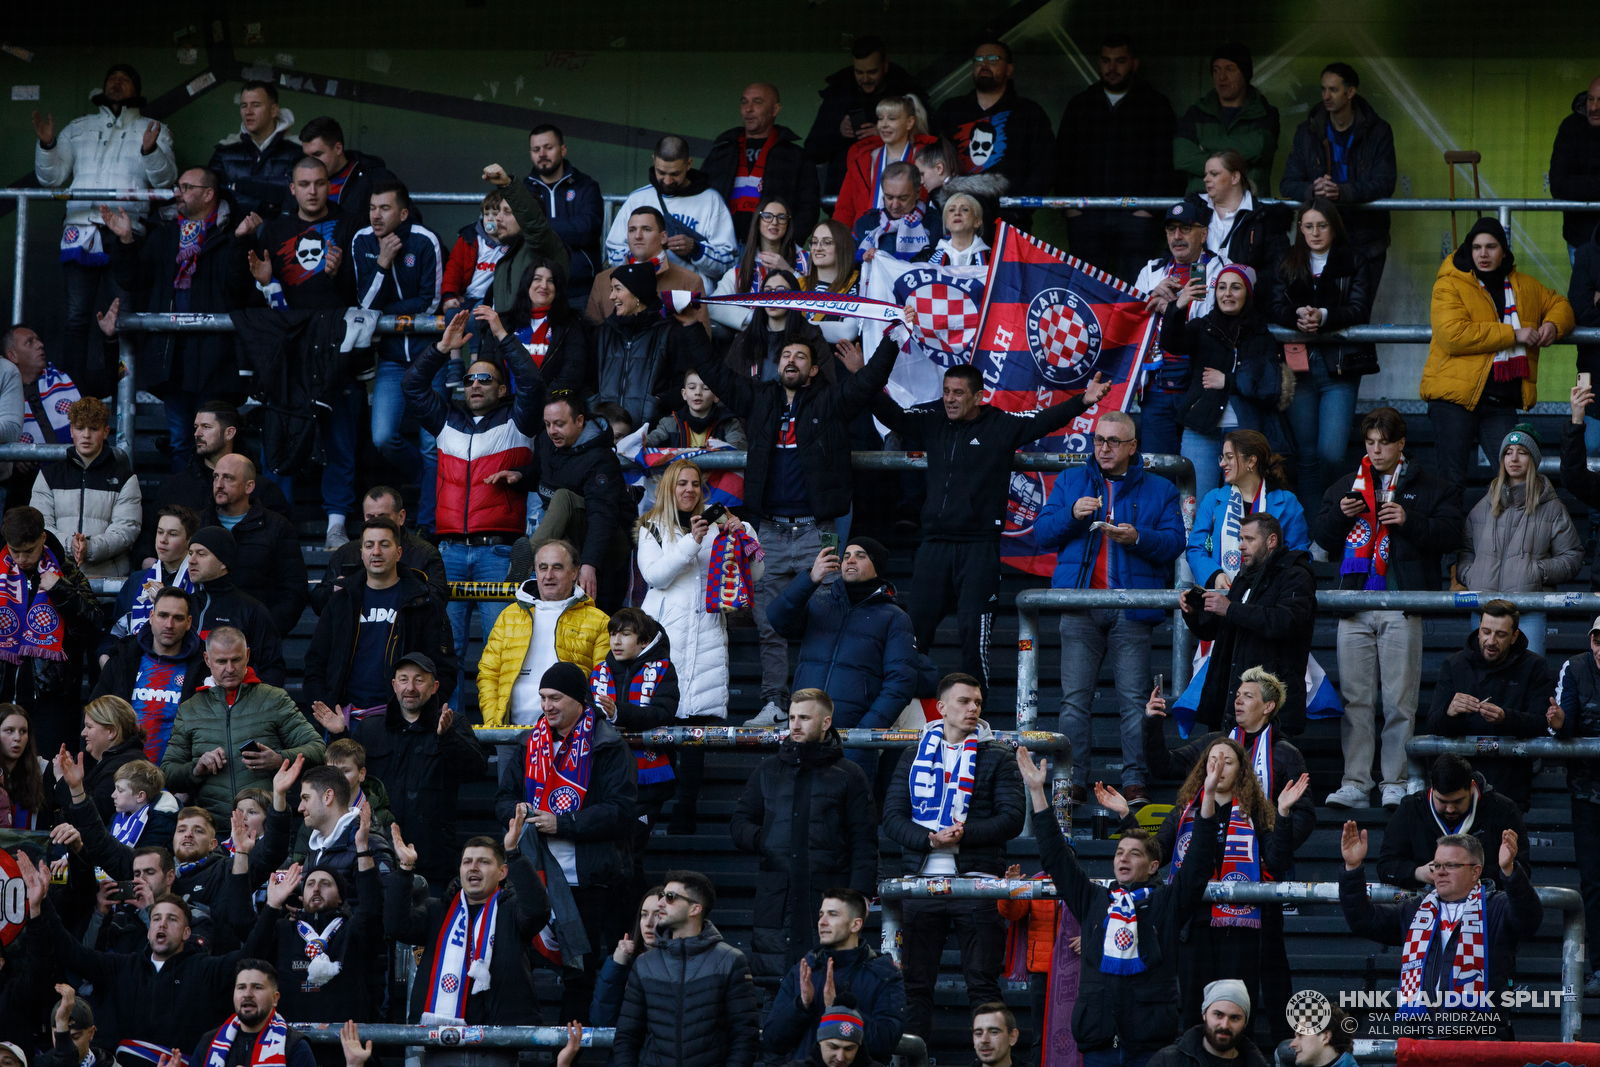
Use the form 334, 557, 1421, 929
604, 169, 738, 285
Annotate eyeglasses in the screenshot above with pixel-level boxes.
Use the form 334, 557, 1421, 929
1094, 435, 1133, 448
972, 54, 1005, 65
758, 212, 790, 224
176, 183, 209, 193
662, 889, 701, 907
1427, 861, 1479, 873
464, 372, 499, 384
1300, 221, 1332, 232
809, 236, 835, 247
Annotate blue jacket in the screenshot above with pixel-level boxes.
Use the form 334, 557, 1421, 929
525, 165, 604, 303
767, 574, 920, 729
761, 942, 905, 1063
1186, 485, 1310, 588
352, 219, 444, 363
1034, 455, 1185, 623
591, 954, 632, 1027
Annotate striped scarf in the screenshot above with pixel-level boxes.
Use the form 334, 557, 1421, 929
705, 524, 759, 614
590, 658, 676, 785
1169, 796, 1265, 927
204, 1013, 288, 1067
1398, 885, 1486, 1017
19, 364, 80, 445
110, 804, 152, 846
1230, 724, 1274, 795
909, 721, 978, 830
295, 915, 345, 986
0, 544, 67, 663
175, 210, 217, 290
524, 709, 596, 815
731, 134, 777, 214
516, 309, 552, 366
860, 206, 930, 259
424, 890, 498, 1019
1217, 479, 1267, 581
1340, 455, 1401, 591
684, 288, 902, 324
1485, 278, 1527, 382
127, 558, 196, 635
1100, 886, 1152, 974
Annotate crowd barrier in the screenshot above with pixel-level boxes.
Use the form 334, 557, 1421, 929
289, 1023, 931, 1067
876, 876, 1586, 1043
476, 724, 1075, 832
1405, 735, 1600, 794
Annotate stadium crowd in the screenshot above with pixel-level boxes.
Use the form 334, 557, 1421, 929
1, 28, 1600, 1067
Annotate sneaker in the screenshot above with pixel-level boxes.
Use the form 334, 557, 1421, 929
1324, 784, 1371, 809
1122, 784, 1150, 807
1311, 543, 1330, 563
325, 523, 349, 551
1380, 784, 1408, 810
746, 702, 787, 728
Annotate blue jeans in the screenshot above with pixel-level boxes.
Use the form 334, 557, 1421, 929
442, 540, 513, 664
1181, 428, 1223, 502
1584, 415, 1600, 455
372, 361, 424, 480
1057, 608, 1155, 790
163, 390, 200, 472
416, 363, 450, 530
1138, 390, 1185, 459
1287, 360, 1359, 516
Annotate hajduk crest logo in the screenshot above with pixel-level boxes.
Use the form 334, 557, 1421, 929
1026, 287, 1102, 388
892, 266, 985, 363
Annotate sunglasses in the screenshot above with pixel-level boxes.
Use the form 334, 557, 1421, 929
662, 889, 701, 907
464, 372, 500, 384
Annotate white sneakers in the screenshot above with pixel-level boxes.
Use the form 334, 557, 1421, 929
325, 522, 349, 551
746, 702, 787, 728
1324, 784, 1371, 809
1380, 784, 1408, 810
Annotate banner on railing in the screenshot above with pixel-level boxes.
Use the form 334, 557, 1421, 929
616, 429, 744, 513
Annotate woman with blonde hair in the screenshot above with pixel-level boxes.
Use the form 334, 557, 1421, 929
915, 192, 990, 265
831, 93, 937, 229
70, 694, 148, 821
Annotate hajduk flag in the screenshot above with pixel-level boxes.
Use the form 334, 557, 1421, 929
1171, 642, 1345, 737
973, 223, 1158, 576
616, 426, 745, 516
860, 254, 988, 409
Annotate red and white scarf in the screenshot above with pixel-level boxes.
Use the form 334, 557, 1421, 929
175, 210, 217, 291
626, 252, 667, 273
1485, 278, 1528, 382
1168, 796, 1265, 927
424, 890, 498, 1020
705, 524, 760, 614
0, 545, 67, 663
517, 308, 551, 367
204, 1013, 288, 1067
732, 133, 777, 215
1341, 455, 1403, 591
1398, 884, 1486, 1016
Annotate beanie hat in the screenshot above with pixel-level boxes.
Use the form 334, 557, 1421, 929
300, 865, 349, 986
104, 64, 143, 98
1216, 263, 1256, 298
305, 863, 351, 905
817, 1007, 866, 1046
846, 536, 889, 581
1500, 424, 1542, 468
1202, 978, 1252, 1019
540, 662, 592, 707
612, 262, 660, 308
1210, 44, 1253, 85
189, 526, 239, 572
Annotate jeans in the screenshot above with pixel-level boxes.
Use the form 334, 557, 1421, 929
61, 259, 121, 398
162, 390, 200, 472
1057, 609, 1155, 789
1065, 212, 1161, 286
1181, 428, 1223, 502
1138, 390, 1185, 460
752, 517, 831, 706
416, 362, 450, 530
371, 361, 424, 482
1287, 360, 1359, 516
1336, 611, 1423, 791
900, 897, 1006, 1039
325, 383, 362, 518
1426, 400, 1518, 489
1572, 798, 1600, 967
442, 540, 513, 664
1585, 415, 1600, 455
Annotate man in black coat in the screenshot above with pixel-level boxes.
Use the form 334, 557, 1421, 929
525, 397, 632, 613
313, 652, 486, 888
729, 691, 877, 977
311, 485, 446, 613
103, 167, 251, 469
1145, 984, 1271, 1067
1278, 63, 1397, 284
803, 37, 917, 197
494, 662, 636, 1023
188, 962, 317, 1067
931, 41, 1056, 229
92, 589, 207, 761
206, 81, 303, 217
1377, 754, 1530, 891
881, 675, 1024, 1040
300, 115, 397, 225
185, 526, 288, 686
201, 454, 309, 636
1181, 513, 1317, 735
1055, 34, 1178, 284
1550, 77, 1600, 255
1422, 603, 1556, 811
1554, 615, 1600, 993
302, 516, 457, 710
702, 83, 820, 241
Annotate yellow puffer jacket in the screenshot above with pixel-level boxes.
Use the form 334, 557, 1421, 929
1421, 258, 1575, 410
477, 581, 611, 727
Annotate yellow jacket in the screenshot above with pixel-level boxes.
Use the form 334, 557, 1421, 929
477, 582, 611, 727
1422, 258, 1575, 410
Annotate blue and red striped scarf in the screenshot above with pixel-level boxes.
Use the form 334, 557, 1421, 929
705, 524, 760, 613
0, 544, 66, 664
590, 658, 676, 785
524, 708, 596, 815
174, 209, 218, 291
731, 134, 777, 215
1168, 796, 1265, 928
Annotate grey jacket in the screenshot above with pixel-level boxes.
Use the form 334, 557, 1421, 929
1457, 479, 1582, 592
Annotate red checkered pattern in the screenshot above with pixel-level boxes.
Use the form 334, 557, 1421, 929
912, 283, 983, 354
1036, 302, 1093, 371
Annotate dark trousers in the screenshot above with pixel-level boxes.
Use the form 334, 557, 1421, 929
1066, 212, 1162, 286
900, 896, 1006, 1039
1426, 399, 1518, 490
1574, 798, 1600, 969
61, 259, 123, 398
562, 883, 618, 1023
909, 540, 1001, 692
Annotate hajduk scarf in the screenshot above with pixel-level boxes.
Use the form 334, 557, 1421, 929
1341, 455, 1403, 591
295, 915, 345, 986
118, 1041, 184, 1067
516, 308, 552, 367
110, 804, 152, 847
175, 209, 218, 290
1100, 886, 1152, 975
1230, 724, 1275, 795
909, 720, 978, 830
1168, 796, 1265, 928
732, 133, 778, 214
1217, 479, 1268, 581
59, 223, 107, 267
204, 1012, 289, 1067
1397, 884, 1486, 1017
424, 890, 499, 1020
524, 707, 596, 815
749, 249, 813, 293
1485, 278, 1528, 382
860, 205, 931, 258
867, 140, 915, 213
19, 364, 81, 446
1430, 782, 1479, 837
590, 659, 676, 785
128, 557, 196, 635
0, 544, 67, 664
706, 524, 760, 614
668, 287, 905, 326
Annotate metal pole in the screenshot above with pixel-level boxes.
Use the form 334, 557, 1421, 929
474, 725, 1072, 752
1499, 205, 1513, 248
881, 898, 903, 965
116, 333, 136, 460
1563, 894, 1586, 1041
1016, 600, 1039, 730
11, 197, 25, 325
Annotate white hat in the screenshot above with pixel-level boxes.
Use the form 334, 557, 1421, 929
1202, 979, 1251, 1019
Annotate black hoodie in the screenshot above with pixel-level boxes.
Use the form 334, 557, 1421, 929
190, 575, 288, 687
804, 61, 919, 195
1550, 89, 1600, 246
595, 630, 682, 807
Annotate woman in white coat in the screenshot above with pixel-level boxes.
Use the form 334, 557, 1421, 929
637, 456, 762, 831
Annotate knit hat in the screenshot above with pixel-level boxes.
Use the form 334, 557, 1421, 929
1210, 44, 1253, 85
1500, 424, 1542, 468
1202, 978, 1252, 1019
817, 1007, 866, 1046
189, 526, 238, 572
540, 662, 591, 707
846, 536, 889, 581
1216, 263, 1256, 298
103, 64, 143, 98
304, 863, 350, 906
612, 262, 660, 308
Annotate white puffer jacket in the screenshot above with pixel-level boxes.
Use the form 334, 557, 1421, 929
638, 518, 762, 719
34, 94, 177, 234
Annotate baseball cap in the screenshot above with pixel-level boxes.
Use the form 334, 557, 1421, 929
1165, 201, 1210, 228
394, 651, 437, 676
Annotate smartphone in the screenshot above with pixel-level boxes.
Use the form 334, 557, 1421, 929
238, 739, 263, 755
702, 503, 727, 524
112, 880, 137, 902
1154, 673, 1164, 696
819, 532, 840, 553
1581, 372, 1593, 390
847, 108, 873, 131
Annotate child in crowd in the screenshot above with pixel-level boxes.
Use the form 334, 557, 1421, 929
646, 370, 748, 450
108, 759, 175, 848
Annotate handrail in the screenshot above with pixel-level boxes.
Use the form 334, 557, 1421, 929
1405, 734, 1600, 794
876, 877, 1584, 1041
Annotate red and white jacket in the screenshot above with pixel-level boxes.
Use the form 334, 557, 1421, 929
442, 221, 506, 304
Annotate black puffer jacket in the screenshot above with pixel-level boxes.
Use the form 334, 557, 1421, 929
190, 576, 288, 687
729, 730, 879, 975
612, 921, 760, 1067
1278, 95, 1398, 254
594, 309, 679, 428
302, 568, 459, 707
1266, 244, 1377, 378
1160, 306, 1292, 454
197, 505, 309, 636
703, 124, 821, 239
1055, 76, 1178, 197
881, 725, 1025, 875
206, 117, 303, 217
1550, 91, 1600, 247
532, 417, 630, 572
248, 864, 383, 1021
1557, 648, 1600, 804
681, 324, 898, 521
1376, 772, 1530, 889
1314, 461, 1464, 592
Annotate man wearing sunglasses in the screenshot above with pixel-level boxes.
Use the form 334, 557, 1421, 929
930, 41, 1055, 229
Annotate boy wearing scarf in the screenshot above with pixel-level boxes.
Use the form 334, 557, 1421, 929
108, 760, 174, 849
1018, 747, 1222, 1067
188, 961, 315, 1067
493, 661, 637, 1024
1339, 822, 1542, 1039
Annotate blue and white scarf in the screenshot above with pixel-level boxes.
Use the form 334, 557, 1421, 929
19, 364, 80, 446
126, 557, 195, 635
1217, 479, 1268, 580
204, 1012, 288, 1067
1100, 886, 1152, 974
110, 804, 152, 847
295, 915, 345, 986
909, 721, 978, 831
860, 206, 931, 259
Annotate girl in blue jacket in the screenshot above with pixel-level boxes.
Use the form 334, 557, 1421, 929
1187, 429, 1310, 588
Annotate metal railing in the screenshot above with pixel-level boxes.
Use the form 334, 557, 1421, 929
475, 724, 1074, 833
1405, 735, 1600, 793
1016, 589, 1600, 731
876, 876, 1585, 1042
290, 1022, 930, 1067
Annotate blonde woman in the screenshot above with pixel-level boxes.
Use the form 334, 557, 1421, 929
1455, 426, 1581, 655
70, 694, 147, 821
832, 94, 936, 228
915, 193, 990, 265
